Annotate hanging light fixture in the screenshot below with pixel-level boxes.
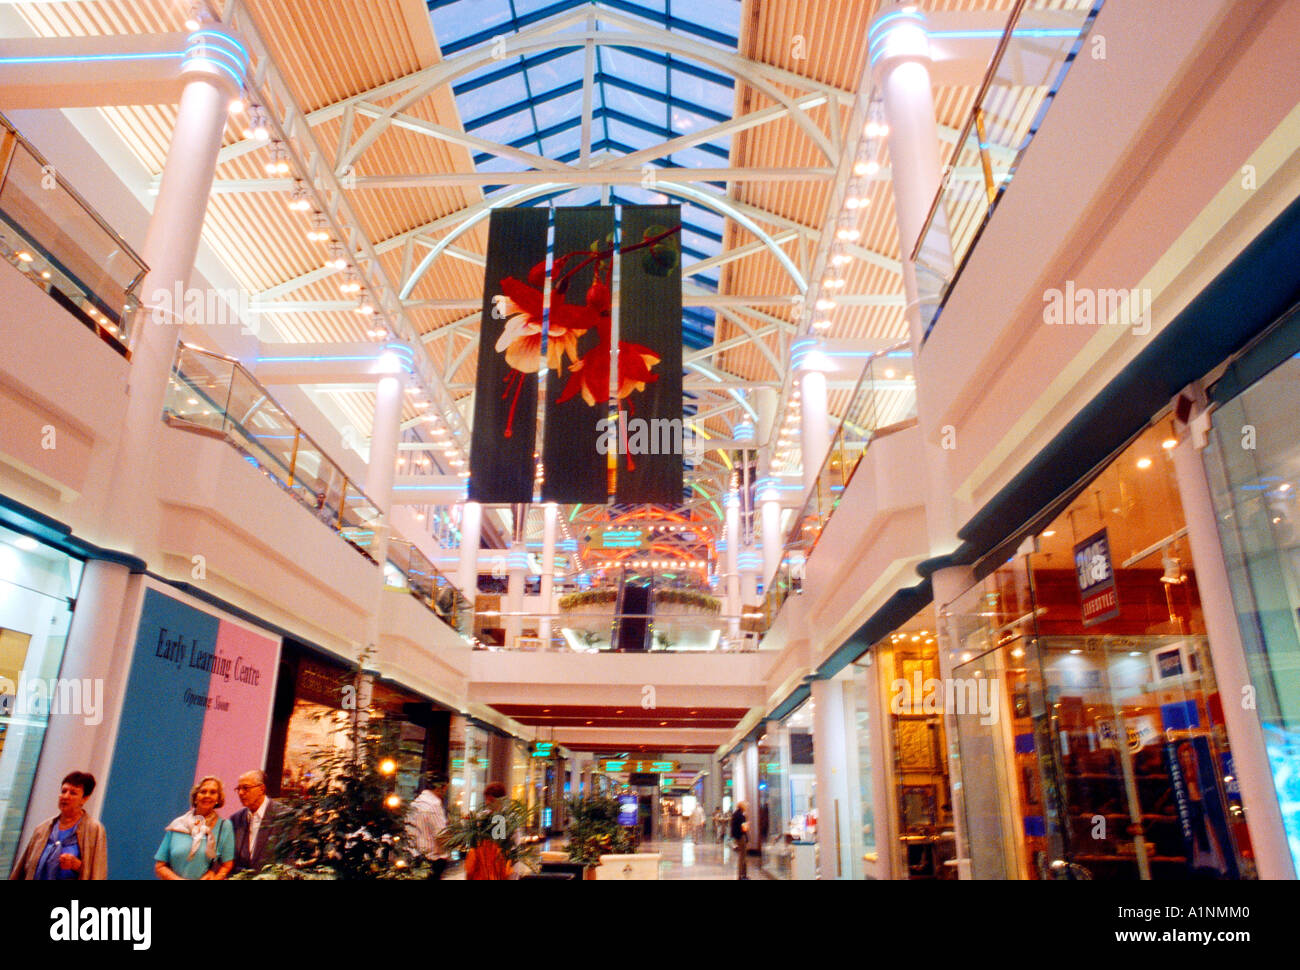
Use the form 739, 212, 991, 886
306, 212, 330, 242
241, 105, 269, 142
835, 213, 860, 242
287, 180, 311, 212
264, 140, 291, 176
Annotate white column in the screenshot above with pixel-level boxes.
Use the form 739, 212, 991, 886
457, 501, 482, 602
1173, 434, 1296, 878
740, 546, 760, 606
871, 6, 964, 556
761, 493, 783, 591
539, 502, 557, 645
798, 369, 830, 495
103, 28, 247, 560
365, 373, 404, 569
931, 563, 975, 879
363, 371, 403, 650
870, 6, 951, 354
725, 492, 740, 639
505, 540, 526, 648
19, 562, 139, 854
812, 679, 852, 879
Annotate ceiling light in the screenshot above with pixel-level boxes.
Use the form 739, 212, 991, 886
264, 140, 290, 176
822, 276, 846, 290
287, 180, 310, 212
835, 214, 860, 242
241, 105, 270, 141
339, 270, 362, 295
306, 212, 330, 242
356, 296, 374, 316
1042, 530, 1056, 537
325, 242, 348, 270
853, 157, 881, 178
812, 318, 832, 332
1161, 437, 1178, 450
815, 297, 835, 311
1136, 457, 1153, 470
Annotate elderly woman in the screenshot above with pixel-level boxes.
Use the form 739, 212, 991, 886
154, 776, 235, 880
9, 770, 107, 880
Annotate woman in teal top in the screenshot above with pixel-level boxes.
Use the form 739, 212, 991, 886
154, 776, 235, 880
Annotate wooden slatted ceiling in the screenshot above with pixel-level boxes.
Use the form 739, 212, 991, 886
11, 0, 1058, 450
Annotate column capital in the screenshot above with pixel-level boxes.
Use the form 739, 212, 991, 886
182, 26, 249, 96
868, 6, 931, 79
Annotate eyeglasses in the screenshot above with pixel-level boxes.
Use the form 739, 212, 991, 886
235, 784, 264, 792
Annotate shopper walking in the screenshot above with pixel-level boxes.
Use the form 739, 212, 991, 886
731, 801, 749, 880
408, 776, 451, 879
9, 771, 107, 880
154, 776, 235, 880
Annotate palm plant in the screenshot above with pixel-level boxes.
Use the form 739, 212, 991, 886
440, 799, 540, 879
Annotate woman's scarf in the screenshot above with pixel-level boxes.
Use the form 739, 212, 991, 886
164, 811, 219, 863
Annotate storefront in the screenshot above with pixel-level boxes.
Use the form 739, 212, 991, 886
759, 699, 816, 879
269, 642, 447, 804
946, 423, 1253, 879
0, 525, 83, 875
871, 611, 956, 879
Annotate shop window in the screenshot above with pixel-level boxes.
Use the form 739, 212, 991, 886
0, 529, 82, 875
1204, 349, 1300, 873
948, 424, 1251, 879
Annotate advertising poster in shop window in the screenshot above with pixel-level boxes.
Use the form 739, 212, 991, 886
1073, 527, 1120, 626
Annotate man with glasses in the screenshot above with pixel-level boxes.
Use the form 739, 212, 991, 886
230, 770, 288, 874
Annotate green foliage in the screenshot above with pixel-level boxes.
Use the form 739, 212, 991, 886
565, 793, 635, 867
260, 656, 428, 880
640, 225, 679, 277
558, 587, 617, 611
440, 799, 540, 872
653, 588, 720, 613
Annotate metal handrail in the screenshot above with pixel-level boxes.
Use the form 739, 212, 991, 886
909, 0, 1029, 264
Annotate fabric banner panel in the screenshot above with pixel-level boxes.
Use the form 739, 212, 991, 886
100, 587, 280, 879
469, 207, 550, 504
615, 204, 683, 505
543, 205, 616, 504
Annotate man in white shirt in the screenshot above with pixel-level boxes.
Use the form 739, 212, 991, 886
408, 777, 451, 879
231, 770, 288, 874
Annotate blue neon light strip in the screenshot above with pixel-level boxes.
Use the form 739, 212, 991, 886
0, 52, 182, 64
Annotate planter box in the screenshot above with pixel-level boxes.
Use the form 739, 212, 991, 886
592, 853, 661, 880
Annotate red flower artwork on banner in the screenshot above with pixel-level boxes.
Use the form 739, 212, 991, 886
490, 223, 680, 440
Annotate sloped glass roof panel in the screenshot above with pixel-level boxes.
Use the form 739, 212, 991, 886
430, 0, 740, 354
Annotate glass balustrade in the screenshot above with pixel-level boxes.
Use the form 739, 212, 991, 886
0, 114, 147, 353
387, 538, 473, 637
759, 342, 918, 631
913, 0, 1105, 340
164, 343, 382, 564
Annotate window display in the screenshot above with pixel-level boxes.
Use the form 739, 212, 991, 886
948, 424, 1252, 879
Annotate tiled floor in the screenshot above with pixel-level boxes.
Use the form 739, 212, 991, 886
445, 836, 771, 880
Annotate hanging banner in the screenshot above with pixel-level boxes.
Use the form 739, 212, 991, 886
99, 586, 280, 879
543, 205, 616, 504
469, 207, 550, 504
614, 204, 682, 505
1163, 735, 1240, 878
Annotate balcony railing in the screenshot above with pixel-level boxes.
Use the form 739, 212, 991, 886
759, 341, 918, 628
0, 114, 147, 354
163, 342, 382, 564
912, 0, 1104, 341
386, 538, 473, 638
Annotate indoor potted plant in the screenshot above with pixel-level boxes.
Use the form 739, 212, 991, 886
565, 793, 636, 878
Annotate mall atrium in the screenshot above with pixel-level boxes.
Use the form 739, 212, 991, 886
0, 0, 1298, 882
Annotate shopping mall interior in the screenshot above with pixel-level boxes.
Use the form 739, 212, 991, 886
1, 0, 1299, 884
